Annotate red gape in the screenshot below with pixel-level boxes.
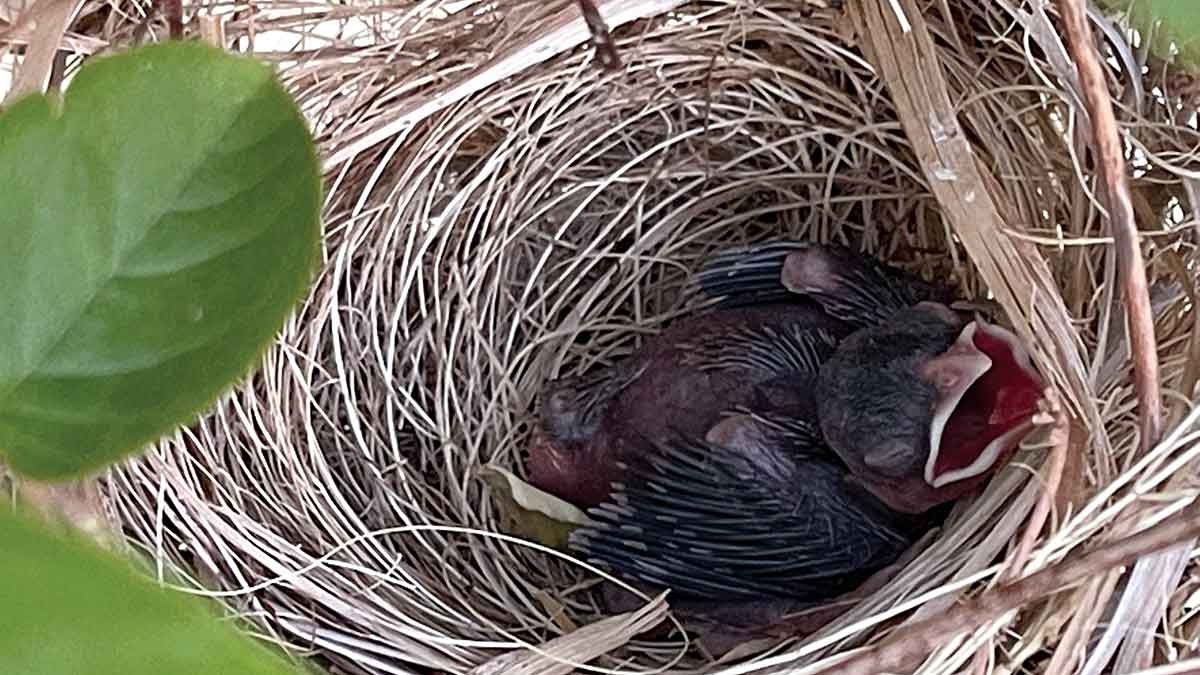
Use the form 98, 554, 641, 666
932, 327, 1043, 479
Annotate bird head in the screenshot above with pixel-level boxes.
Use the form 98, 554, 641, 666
814, 301, 1044, 513
773, 243, 1044, 513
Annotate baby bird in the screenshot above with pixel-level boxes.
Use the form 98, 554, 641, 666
526, 241, 1044, 630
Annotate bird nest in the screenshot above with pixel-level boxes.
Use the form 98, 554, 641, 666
35, 0, 1200, 672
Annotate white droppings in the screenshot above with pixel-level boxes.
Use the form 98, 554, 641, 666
929, 112, 956, 143
932, 166, 957, 181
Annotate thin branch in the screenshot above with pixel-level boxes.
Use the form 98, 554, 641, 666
576, 0, 621, 71
1055, 0, 1161, 453
161, 0, 183, 39
1054, 2, 1164, 670
813, 497, 1200, 675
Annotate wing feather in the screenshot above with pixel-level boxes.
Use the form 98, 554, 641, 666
570, 422, 916, 601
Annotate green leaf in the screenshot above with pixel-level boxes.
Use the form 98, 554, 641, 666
0, 506, 303, 674
1096, 0, 1200, 65
0, 42, 321, 479
480, 465, 591, 550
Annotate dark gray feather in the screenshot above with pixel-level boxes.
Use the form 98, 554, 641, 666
569, 428, 918, 601
693, 240, 811, 307
678, 324, 836, 381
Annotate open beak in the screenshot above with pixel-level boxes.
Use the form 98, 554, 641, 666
922, 320, 1044, 488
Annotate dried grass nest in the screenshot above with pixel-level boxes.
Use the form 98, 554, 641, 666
31, 0, 1200, 672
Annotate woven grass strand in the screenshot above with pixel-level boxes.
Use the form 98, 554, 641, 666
3, 0, 1198, 672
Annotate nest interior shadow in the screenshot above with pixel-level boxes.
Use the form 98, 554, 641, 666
83, 0, 1200, 673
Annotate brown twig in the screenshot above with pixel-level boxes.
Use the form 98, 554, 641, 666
813, 497, 1200, 675
575, 0, 621, 71
161, 0, 183, 38
1054, 2, 1164, 670
1054, 0, 1161, 453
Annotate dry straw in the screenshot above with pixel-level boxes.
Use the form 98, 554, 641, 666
4, 0, 1200, 672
